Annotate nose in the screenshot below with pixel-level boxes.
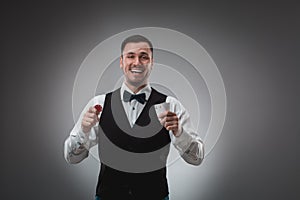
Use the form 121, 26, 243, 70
133, 56, 141, 66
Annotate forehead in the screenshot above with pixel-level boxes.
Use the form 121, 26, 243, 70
123, 42, 151, 54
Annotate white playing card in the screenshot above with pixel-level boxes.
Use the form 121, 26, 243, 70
154, 102, 170, 117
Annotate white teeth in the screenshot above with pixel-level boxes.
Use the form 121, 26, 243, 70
131, 69, 143, 73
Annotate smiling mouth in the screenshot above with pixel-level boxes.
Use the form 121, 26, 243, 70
130, 68, 144, 74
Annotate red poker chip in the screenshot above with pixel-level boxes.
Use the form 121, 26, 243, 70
94, 104, 102, 115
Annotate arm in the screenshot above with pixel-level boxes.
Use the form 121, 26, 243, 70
64, 95, 105, 164
162, 96, 204, 166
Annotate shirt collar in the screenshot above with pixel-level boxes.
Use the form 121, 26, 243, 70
120, 82, 152, 101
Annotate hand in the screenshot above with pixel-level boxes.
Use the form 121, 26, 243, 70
81, 106, 100, 134
158, 111, 182, 136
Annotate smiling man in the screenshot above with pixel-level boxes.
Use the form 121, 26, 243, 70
64, 35, 204, 200
120, 39, 152, 92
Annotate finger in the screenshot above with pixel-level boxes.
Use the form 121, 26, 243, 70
166, 124, 179, 131
88, 106, 97, 113
84, 119, 98, 128
84, 117, 96, 124
82, 121, 92, 127
166, 111, 176, 117
165, 115, 178, 122
83, 116, 96, 125
165, 121, 178, 127
85, 112, 97, 119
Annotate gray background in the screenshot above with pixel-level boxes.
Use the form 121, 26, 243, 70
1, 1, 299, 200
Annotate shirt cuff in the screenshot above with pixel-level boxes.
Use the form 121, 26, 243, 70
73, 128, 91, 151
181, 137, 204, 166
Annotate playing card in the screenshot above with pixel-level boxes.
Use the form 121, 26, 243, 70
154, 102, 170, 117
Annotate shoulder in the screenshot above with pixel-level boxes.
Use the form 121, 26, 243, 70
150, 87, 184, 108
91, 87, 121, 101
150, 87, 168, 103
151, 87, 166, 96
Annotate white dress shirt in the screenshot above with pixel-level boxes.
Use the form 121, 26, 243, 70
64, 83, 204, 165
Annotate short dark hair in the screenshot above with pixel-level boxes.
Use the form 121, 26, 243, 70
121, 35, 153, 56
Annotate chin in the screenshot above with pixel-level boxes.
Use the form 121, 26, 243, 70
128, 80, 145, 87
131, 82, 144, 87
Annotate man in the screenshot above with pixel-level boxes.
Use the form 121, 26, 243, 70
64, 35, 204, 200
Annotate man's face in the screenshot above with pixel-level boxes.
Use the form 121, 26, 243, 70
120, 42, 153, 88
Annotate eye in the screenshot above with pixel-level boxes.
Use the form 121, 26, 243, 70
140, 55, 149, 60
127, 55, 135, 59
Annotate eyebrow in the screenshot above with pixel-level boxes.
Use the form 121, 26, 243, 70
139, 52, 149, 55
124, 51, 149, 56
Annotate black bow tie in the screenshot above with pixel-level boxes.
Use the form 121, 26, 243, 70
123, 90, 147, 104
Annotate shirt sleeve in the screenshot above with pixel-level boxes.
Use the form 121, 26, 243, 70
166, 96, 204, 166
64, 95, 106, 164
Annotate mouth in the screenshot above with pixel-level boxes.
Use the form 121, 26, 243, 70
130, 68, 144, 74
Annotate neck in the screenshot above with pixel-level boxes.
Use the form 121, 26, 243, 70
125, 82, 147, 94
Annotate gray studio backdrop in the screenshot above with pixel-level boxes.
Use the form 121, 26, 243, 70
1, 1, 299, 200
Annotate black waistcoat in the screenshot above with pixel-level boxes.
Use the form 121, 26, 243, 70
96, 88, 171, 200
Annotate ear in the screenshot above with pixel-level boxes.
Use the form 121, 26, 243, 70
120, 56, 123, 68
150, 58, 154, 70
